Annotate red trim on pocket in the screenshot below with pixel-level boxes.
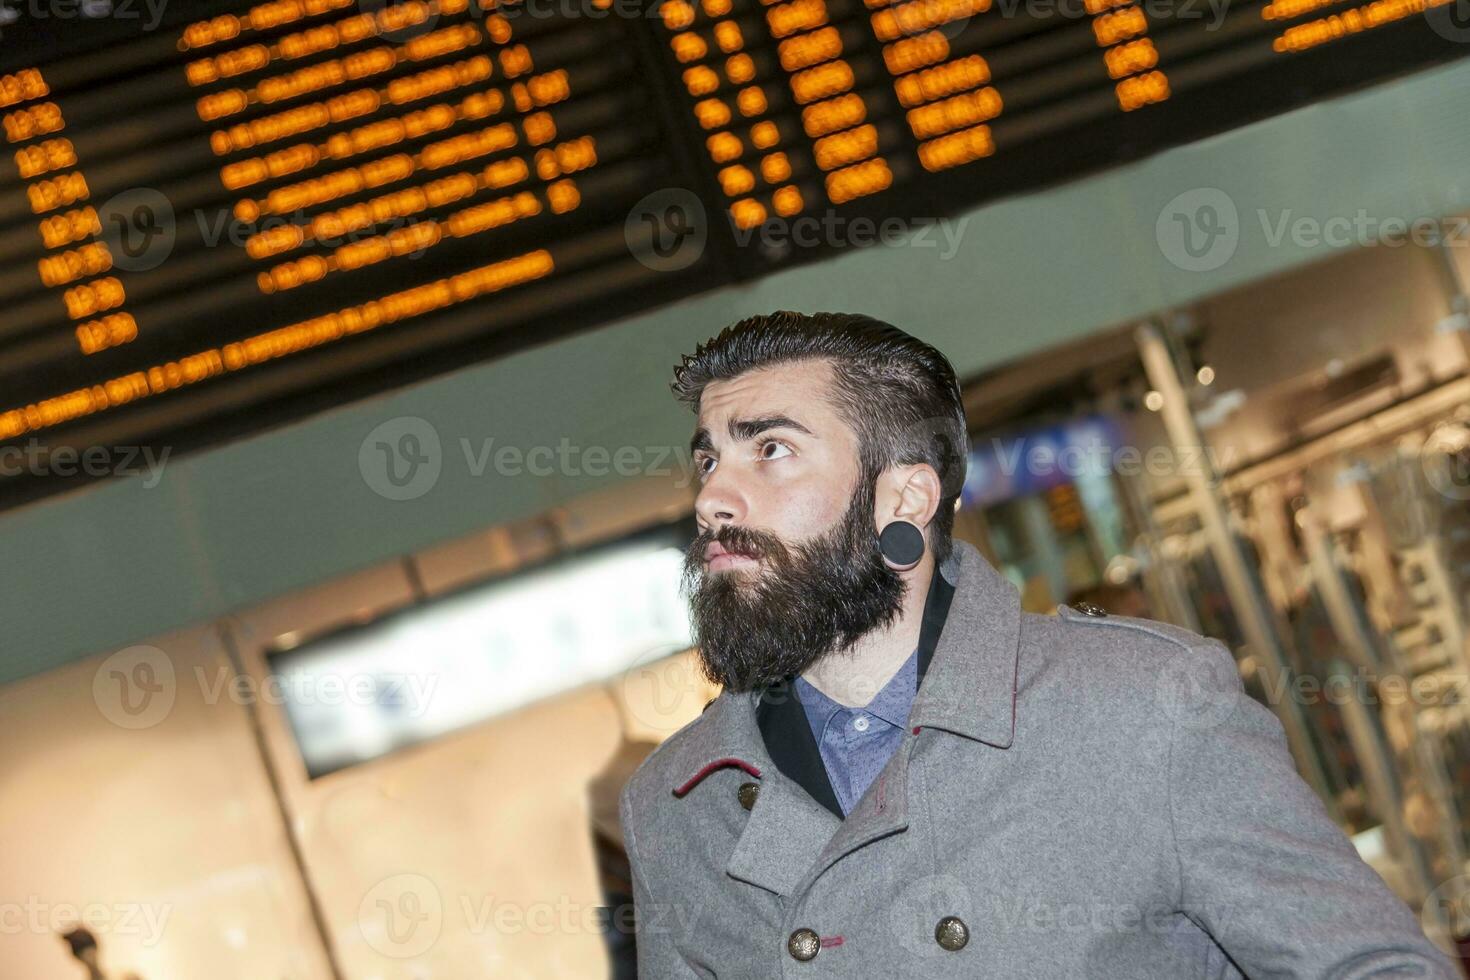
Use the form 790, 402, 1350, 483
672, 757, 762, 797
820, 936, 844, 948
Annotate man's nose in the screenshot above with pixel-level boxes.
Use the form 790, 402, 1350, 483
694, 465, 746, 528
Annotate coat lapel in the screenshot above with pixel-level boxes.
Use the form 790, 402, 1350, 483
726, 763, 842, 895
908, 540, 1022, 748
808, 730, 914, 881
809, 540, 1022, 876
666, 689, 842, 896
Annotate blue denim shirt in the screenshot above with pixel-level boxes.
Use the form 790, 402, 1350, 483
793, 649, 918, 817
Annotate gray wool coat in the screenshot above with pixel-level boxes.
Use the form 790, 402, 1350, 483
619, 539, 1457, 978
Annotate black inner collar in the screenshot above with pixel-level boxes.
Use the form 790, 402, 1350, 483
755, 564, 957, 819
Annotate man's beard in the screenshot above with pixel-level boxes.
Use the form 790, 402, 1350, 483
680, 480, 907, 692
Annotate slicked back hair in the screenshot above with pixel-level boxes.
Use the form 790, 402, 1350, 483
671, 311, 970, 566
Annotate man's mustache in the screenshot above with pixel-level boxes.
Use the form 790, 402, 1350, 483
688, 525, 787, 563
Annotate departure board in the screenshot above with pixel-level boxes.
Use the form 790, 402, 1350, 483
1, 0, 1465, 506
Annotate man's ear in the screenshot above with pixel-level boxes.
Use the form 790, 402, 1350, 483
875, 463, 943, 532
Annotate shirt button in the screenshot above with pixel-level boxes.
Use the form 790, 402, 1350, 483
737, 782, 759, 811
852, 715, 870, 733
787, 928, 820, 961
935, 915, 969, 951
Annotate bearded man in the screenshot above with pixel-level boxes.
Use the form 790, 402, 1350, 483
618, 311, 1454, 979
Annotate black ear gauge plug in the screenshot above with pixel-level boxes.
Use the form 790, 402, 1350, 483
878, 520, 925, 569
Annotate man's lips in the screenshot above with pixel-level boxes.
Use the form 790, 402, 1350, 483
705, 541, 759, 570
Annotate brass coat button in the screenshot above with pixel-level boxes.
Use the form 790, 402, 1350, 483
737, 782, 759, 811
1075, 601, 1108, 617
787, 928, 820, 961
935, 915, 969, 951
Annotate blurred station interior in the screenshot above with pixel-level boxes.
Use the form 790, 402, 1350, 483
2, 0, 1470, 976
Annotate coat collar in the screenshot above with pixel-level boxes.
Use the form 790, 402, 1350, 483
668, 538, 1022, 797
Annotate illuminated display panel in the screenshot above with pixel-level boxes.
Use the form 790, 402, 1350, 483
0, 0, 1465, 506
0, 0, 726, 507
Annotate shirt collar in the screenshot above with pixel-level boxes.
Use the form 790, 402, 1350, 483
794, 648, 918, 731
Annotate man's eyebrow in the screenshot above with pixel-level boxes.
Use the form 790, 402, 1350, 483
689, 415, 814, 455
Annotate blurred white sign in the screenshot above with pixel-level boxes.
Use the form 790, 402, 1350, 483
272, 540, 692, 776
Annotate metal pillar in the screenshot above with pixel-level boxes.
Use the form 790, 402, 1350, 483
1335, 676, 1452, 943
1135, 321, 1336, 809
1302, 512, 1451, 889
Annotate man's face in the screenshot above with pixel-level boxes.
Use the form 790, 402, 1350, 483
680, 359, 906, 691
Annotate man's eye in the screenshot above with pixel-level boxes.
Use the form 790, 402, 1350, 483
697, 455, 717, 476
760, 440, 793, 460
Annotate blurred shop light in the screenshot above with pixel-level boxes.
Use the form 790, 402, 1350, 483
1335, 461, 1373, 486
1105, 554, 1140, 585
1351, 824, 1387, 865
1434, 310, 1468, 334
960, 415, 1123, 510
268, 535, 693, 778
1144, 391, 1165, 412
1194, 389, 1245, 430
1237, 654, 1258, 683
1196, 365, 1215, 386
